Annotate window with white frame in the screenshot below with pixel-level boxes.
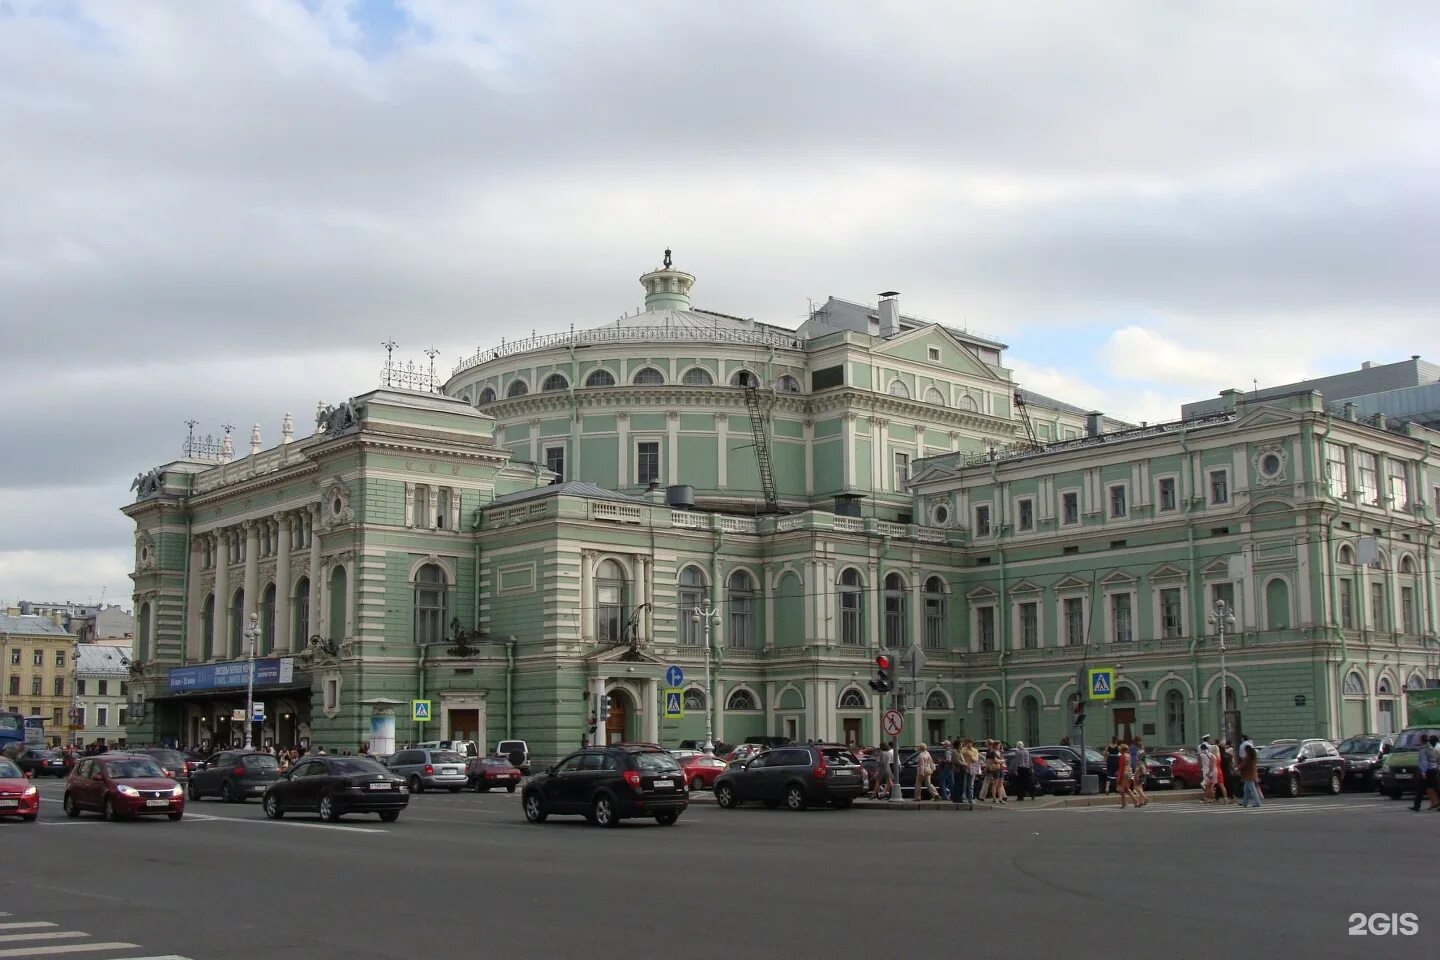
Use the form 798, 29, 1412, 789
632, 367, 664, 386
1386, 459, 1409, 507
636, 441, 660, 485
1017, 498, 1035, 532
595, 560, 627, 643
1109, 484, 1128, 519
678, 567, 706, 646
1370, 581, 1386, 631
1339, 578, 1355, 628
1160, 587, 1184, 638
1357, 451, 1379, 505
436, 488, 451, 530
727, 571, 755, 649
727, 688, 759, 710
883, 573, 907, 649
927, 345, 941, 362
976, 605, 996, 652
839, 569, 864, 646
888, 380, 910, 398
1208, 469, 1229, 505
1342, 671, 1365, 695
545, 446, 566, 482
1018, 601, 1039, 649
585, 369, 616, 388
923, 577, 946, 649
96, 706, 108, 727
1061, 491, 1079, 525
1111, 593, 1133, 643
1157, 476, 1177, 512
1325, 443, 1349, 498
1400, 585, 1415, 634
893, 452, 910, 492
682, 367, 714, 386
414, 564, 448, 645
412, 485, 429, 528
974, 504, 992, 537
1063, 596, 1084, 646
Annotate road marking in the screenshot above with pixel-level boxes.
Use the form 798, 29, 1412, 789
0, 935, 88, 945
0, 944, 137, 957
0, 927, 54, 932
207, 816, 386, 834
108, 956, 194, 960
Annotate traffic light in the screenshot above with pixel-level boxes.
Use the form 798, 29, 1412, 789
869, 654, 892, 693
1072, 699, 1086, 728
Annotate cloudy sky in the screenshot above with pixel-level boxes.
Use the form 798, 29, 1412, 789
2, 0, 1437, 609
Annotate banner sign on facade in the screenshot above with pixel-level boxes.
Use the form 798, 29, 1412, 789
167, 657, 298, 693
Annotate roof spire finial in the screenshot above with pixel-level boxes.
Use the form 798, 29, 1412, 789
663, 247, 672, 269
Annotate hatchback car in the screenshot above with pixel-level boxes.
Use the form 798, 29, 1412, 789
714, 744, 866, 810
387, 748, 469, 793
0, 757, 39, 821
522, 744, 687, 827
63, 754, 184, 821
1256, 739, 1344, 797
263, 755, 408, 822
187, 750, 282, 802
467, 756, 522, 792
679, 753, 730, 791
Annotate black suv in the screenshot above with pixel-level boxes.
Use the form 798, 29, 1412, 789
1336, 734, 1391, 790
1255, 739, 1344, 797
523, 744, 688, 827
714, 744, 865, 810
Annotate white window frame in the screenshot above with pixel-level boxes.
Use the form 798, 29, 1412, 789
1107, 590, 1135, 643
1060, 594, 1086, 646
635, 438, 662, 486
1014, 599, 1041, 650
893, 451, 910, 493
544, 445, 566, 483
1208, 468, 1231, 506
973, 502, 993, 538
972, 603, 998, 653
1155, 584, 1186, 639
1357, 451, 1380, 506
1156, 474, 1179, 513
927, 345, 941, 362
1386, 459, 1409, 508
1108, 483, 1129, 520
1325, 443, 1350, 499
1059, 489, 1080, 526
1016, 496, 1035, 533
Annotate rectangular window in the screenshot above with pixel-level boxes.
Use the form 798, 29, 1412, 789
1063, 597, 1084, 646
1018, 602, 1039, 649
1211, 581, 1235, 615
811, 365, 844, 390
76, 679, 87, 696
1401, 586, 1415, 634
1357, 452, 1379, 505
1158, 477, 1177, 512
52, 708, 62, 726
1326, 443, 1349, 498
923, 593, 945, 650
636, 441, 660, 485
1386, 460, 1409, 507
8, 650, 17, 665
118, 708, 127, 727
31, 676, 41, 696
1209, 470, 1229, 505
1112, 594, 1133, 643
893, 452, 910, 492
1371, 582, 1386, 631
976, 606, 996, 652
1160, 587, 1184, 638
324, 679, 339, 712
412, 485, 429, 528
545, 446, 566, 483
54, 676, 64, 696
7, 676, 17, 696
927, 345, 941, 362
974, 504, 992, 537
55, 651, 64, 667
436, 488, 451, 530
97, 706, 108, 728
1061, 491, 1079, 525
1109, 485, 1127, 519
1017, 498, 1035, 532
1339, 578, 1355, 629
32, 650, 42, 666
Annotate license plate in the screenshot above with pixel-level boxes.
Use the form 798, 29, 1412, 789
0, 799, 17, 808
653, 779, 674, 789
146, 798, 169, 807
832, 769, 854, 776
1397, 773, 1414, 780
369, 782, 391, 791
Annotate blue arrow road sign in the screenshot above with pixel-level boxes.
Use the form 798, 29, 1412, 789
665, 665, 684, 687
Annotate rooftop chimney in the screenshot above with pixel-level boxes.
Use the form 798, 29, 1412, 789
1085, 411, 1104, 438
1361, 361, 1374, 370
878, 292, 901, 338
1343, 402, 1358, 421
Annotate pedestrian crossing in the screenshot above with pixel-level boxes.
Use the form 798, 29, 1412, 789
1049, 798, 1396, 816
0, 918, 193, 959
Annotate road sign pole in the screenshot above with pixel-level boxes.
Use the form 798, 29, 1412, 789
1076, 665, 1088, 794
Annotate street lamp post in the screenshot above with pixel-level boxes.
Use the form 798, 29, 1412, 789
691, 605, 720, 754
1207, 599, 1237, 741
242, 613, 260, 750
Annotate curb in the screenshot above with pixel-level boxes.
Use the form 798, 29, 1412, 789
688, 787, 1206, 811
687, 793, 996, 811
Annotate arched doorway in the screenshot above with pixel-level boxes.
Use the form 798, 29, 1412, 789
1111, 687, 1136, 742
605, 688, 633, 745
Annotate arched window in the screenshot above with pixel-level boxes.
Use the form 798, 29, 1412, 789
1343, 671, 1365, 695
414, 564, 447, 645
1406, 673, 1425, 690
478, 387, 496, 404
293, 577, 310, 645
632, 367, 665, 386
1265, 578, 1291, 630
888, 380, 910, 399
727, 570, 755, 649
506, 379, 529, 398
1368, 550, 1386, 571
1399, 555, 1417, 574
884, 572, 907, 649
776, 375, 801, 393
230, 588, 245, 657
682, 367, 714, 386
729, 369, 758, 387
980, 699, 997, 740
726, 688, 758, 711
1337, 544, 1354, 565
1165, 689, 1186, 745
201, 593, 215, 659
959, 394, 979, 412
684, 688, 706, 712
541, 373, 569, 392
585, 369, 616, 388
678, 567, 707, 646
925, 690, 948, 711
136, 602, 151, 663
1378, 677, 1397, 734
838, 569, 864, 646
260, 583, 276, 655
595, 559, 627, 643
1377, 676, 1394, 695
1021, 695, 1040, 747
924, 386, 946, 406
923, 576, 946, 649
839, 688, 867, 709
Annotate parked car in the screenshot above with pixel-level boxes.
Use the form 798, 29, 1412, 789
1336, 735, 1392, 790
417, 739, 479, 758
387, 748, 469, 793
3, 746, 71, 778
1140, 755, 1175, 790
187, 750, 282, 802
63, 753, 184, 821
496, 740, 531, 775
679, 753, 730, 791
133, 748, 196, 784
722, 743, 765, 764
678, 740, 734, 755
0, 757, 39, 821
1021, 748, 1085, 795
1255, 739, 1344, 797
714, 744, 866, 811
263, 755, 408, 822
522, 744, 687, 827
1377, 727, 1440, 799
467, 756, 522, 792
1151, 748, 1202, 788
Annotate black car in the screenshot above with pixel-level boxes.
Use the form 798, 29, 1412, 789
1013, 748, 1078, 795
1140, 755, 1175, 790
262, 755, 407, 822
714, 744, 866, 811
523, 744, 687, 827
3, 746, 71, 778
1255, 739, 1344, 797
133, 748, 195, 784
1336, 735, 1391, 790
188, 750, 282, 802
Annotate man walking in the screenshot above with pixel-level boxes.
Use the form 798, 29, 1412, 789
1013, 741, 1035, 800
1411, 734, 1439, 811
936, 739, 956, 801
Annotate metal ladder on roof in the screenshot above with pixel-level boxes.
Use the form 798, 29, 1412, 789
743, 386, 781, 514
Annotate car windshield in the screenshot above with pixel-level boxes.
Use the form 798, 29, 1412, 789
105, 759, 165, 778
0, 759, 21, 777
1259, 744, 1300, 760
243, 755, 279, 771
32, 750, 57, 759
0, 715, 20, 733
1395, 730, 1440, 749
822, 748, 860, 765
498, 742, 524, 754
1337, 738, 1381, 756
479, 758, 512, 767
634, 751, 681, 774
144, 751, 185, 766
331, 758, 388, 775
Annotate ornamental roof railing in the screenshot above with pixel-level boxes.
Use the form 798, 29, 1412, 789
925, 411, 1238, 472
452, 324, 808, 376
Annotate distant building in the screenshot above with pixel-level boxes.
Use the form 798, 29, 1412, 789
1183, 356, 1440, 430
1, 611, 75, 746
72, 606, 135, 645
74, 645, 132, 747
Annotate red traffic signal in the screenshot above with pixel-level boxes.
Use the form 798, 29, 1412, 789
875, 655, 891, 670
870, 655, 893, 693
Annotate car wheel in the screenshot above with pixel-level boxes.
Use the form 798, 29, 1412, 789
21, 813, 37, 822
476, 785, 490, 793
221, 781, 239, 804
1287, 774, 1301, 798
168, 811, 183, 822
263, 794, 283, 819
786, 784, 808, 811
448, 786, 462, 793
319, 793, 341, 822
378, 811, 400, 822
690, 776, 705, 792
654, 810, 680, 826
63, 793, 80, 818
507, 784, 516, 793
1389, 788, 1405, 800
832, 798, 854, 809
102, 797, 117, 822
408, 775, 424, 795
523, 791, 547, 823
715, 784, 738, 809
593, 794, 620, 828
1328, 772, 1342, 795
187, 781, 201, 801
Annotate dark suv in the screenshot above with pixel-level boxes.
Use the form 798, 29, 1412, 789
1378, 728, 1440, 799
186, 750, 282, 802
1256, 739, 1344, 797
1336, 734, 1392, 790
522, 744, 688, 827
714, 744, 865, 810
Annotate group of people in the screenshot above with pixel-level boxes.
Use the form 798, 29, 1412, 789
869, 738, 1031, 808
1101, 736, 1152, 808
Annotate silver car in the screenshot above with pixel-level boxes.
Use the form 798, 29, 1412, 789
386, 748, 468, 793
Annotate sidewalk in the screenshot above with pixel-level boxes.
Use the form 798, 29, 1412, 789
687, 787, 1204, 811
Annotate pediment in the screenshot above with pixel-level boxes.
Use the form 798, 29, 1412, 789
1150, 562, 1187, 582
1101, 570, 1135, 586
1232, 406, 1300, 430
872, 323, 1007, 383
1054, 575, 1089, 592
589, 644, 668, 665
1009, 578, 1042, 595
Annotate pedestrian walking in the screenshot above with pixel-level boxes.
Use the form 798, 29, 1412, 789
1131, 737, 1149, 806
1013, 741, 1035, 800
915, 744, 939, 800
1411, 734, 1439, 811
1105, 738, 1121, 794
936, 739, 956, 801
959, 738, 980, 809
1200, 742, 1217, 802
1239, 743, 1262, 808
1116, 740, 1134, 808
1218, 741, 1237, 803
875, 742, 895, 800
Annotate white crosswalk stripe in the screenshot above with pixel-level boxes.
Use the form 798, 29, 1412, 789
0, 919, 195, 960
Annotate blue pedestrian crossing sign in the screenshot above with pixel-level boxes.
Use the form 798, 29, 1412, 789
663, 688, 685, 719
1087, 668, 1116, 701
412, 699, 432, 722
665, 665, 684, 688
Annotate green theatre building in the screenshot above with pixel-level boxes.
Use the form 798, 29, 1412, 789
122, 258, 1440, 760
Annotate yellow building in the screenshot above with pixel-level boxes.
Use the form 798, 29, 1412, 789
2, 610, 76, 747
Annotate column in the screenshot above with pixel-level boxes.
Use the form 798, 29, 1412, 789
643, 677, 659, 743
617, 413, 630, 487
874, 418, 889, 493
802, 559, 817, 641
803, 419, 814, 496
639, 556, 652, 643
842, 414, 857, 489
579, 551, 594, 641
213, 531, 229, 660
765, 681, 776, 737
308, 507, 324, 642
592, 674, 606, 745
186, 538, 204, 662
716, 414, 728, 490
528, 419, 541, 464
910, 574, 923, 653
666, 411, 679, 485
711, 666, 724, 745
428, 485, 440, 530
275, 514, 292, 653
242, 522, 259, 655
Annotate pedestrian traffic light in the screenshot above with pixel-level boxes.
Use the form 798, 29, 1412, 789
1072, 700, 1086, 727
869, 654, 892, 693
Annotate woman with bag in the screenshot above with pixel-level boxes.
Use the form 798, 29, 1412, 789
914, 744, 938, 800
959, 739, 980, 810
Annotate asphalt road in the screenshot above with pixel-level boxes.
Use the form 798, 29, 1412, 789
1, 777, 1433, 960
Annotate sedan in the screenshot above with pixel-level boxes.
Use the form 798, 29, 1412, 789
1151, 749, 1202, 788
467, 756, 522, 792
679, 754, 730, 791
263, 756, 408, 822
9, 747, 71, 778
0, 758, 39, 821
63, 754, 184, 821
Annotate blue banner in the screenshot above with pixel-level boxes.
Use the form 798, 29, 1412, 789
168, 657, 296, 693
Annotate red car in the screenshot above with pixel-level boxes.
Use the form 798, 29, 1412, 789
467, 756, 522, 792
678, 754, 730, 791
63, 753, 184, 821
1153, 748, 1202, 788
0, 757, 39, 821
